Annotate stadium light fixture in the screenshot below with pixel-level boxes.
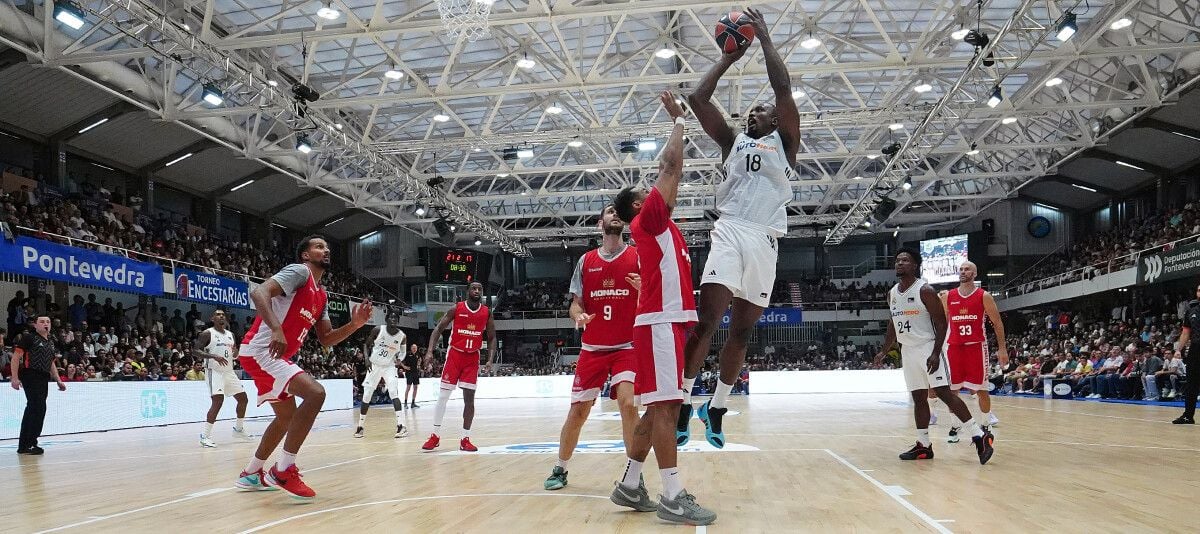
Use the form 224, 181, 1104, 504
496, 173, 509, 178
1056, 12, 1077, 41
414, 205, 426, 217
516, 148, 534, 159
951, 27, 970, 40
546, 104, 563, 114
1034, 203, 1057, 211
296, 135, 313, 154
1171, 130, 1200, 142
432, 114, 450, 122
913, 82, 933, 93
1111, 17, 1132, 30
229, 179, 255, 192
791, 89, 805, 99
267, 79, 279, 87
201, 83, 224, 106
449, 224, 457, 232
516, 53, 536, 69
384, 66, 404, 80
1002, 117, 1018, 124
1045, 77, 1063, 87
654, 48, 677, 59
1071, 183, 1098, 193
638, 139, 658, 152
987, 272, 1005, 277
966, 143, 980, 155
77, 118, 109, 134
163, 153, 193, 167
328, 217, 345, 226
585, 168, 598, 173
474, 239, 483, 246
901, 177, 913, 190
317, 2, 341, 20
54, 2, 87, 30
888, 123, 904, 131
567, 140, 583, 148
800, 34, 822, 50
1115, 160, 1145, 171
986, 86, 1002, 108
361, 230, 379, 240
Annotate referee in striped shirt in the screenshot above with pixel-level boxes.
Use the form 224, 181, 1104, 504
10, 316, 66, 455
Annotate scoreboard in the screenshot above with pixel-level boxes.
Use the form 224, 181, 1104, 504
427, 247, 489, 284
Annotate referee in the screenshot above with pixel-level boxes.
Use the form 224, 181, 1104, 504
1174, 282, 1200, 425
9, 316, 66, 454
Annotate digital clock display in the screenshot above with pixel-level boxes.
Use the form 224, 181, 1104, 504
429, 247, 480, 284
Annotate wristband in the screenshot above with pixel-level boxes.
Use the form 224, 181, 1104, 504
674, 117, 685, 127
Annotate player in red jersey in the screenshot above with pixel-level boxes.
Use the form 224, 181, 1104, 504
607, 91, 715, 525
234, 235, 373, 500
421, 281, 495, 452
941, 261, 1008, 440
543, 204, 642, 491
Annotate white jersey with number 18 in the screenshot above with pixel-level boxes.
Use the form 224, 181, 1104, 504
718, 129, 793, 237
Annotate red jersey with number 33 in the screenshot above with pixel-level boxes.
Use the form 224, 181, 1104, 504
448, 301, 489, 354
946, 287, 986, 345
579, 246, 639, 351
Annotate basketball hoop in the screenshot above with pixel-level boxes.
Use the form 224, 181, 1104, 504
435, 0, 492, 42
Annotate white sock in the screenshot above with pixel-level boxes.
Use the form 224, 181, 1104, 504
395, 410, 404, 425
276, 450, 297, 470
711, 380, 733, 409
244, 456, 266, 474
917, 429, 931, 447
556, 458, 568, 470
983, 411, 994, 421
358, 414, 367, 427
432, 388, 452, 433
963, 418, 984, 438
462, 427, 471, 438
681, 376, 695, 405
928, 397, 941, 412
660, 468, 684, 500
235, 418, 244, 432
619, 458, 643, 489
204, 422, 214, 438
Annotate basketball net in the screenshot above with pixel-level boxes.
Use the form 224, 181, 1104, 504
435, 0, 492, 41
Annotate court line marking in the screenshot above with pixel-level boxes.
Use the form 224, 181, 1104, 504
996, 403, 1173, 423
696, 526, 707, 534
823, 449, 953, 534
34, 455, 381, 533
237, 493, 611, 533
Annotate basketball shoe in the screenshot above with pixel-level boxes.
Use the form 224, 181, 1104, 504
459, 437, 478, 452
899, 442, 934, 460
232, 427, 254, 441
696, 400, 727, 449
947, 427, 960, 443
353, 427, 365, 438
656, 490, 717, 526
421, 434, 440, 451
235, 469, 278, 492
973, 429, 995, 465
199, 434, 217, 448
395, 425, 408, 438
266, 464, 315, 500
610, 476, 657, 512
544, 466, 568, 490
676, 403, 693, 446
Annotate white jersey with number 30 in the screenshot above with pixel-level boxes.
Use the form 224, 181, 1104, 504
889, 279, 936, 346
718, 129, 793, 236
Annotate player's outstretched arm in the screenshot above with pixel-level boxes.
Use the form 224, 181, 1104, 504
315, 298, 373, 348
982, 292, 1009, 365
655, 91, 687, 209
688, 40, 746, 160
427, 310, 455, 358
744, 7, 800, 164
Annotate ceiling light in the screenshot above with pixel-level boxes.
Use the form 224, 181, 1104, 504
654, 48, 676, 59
987, 272, 1005, 277
474, 239, 483, 246
888, 123, 904, 131
361, 230, 380, 240
384, 67, 404, 80
433, 114, 450, 122
1056, 12, 1077, 41
475, 0, 495, 5
568, 140, 583, 148
792, 89, 805, 99
164, 153, 193, 167
317, 3, 341, 20
1115, 160, 1145, 171
913, 83, 933, 93
1002, 117, 1017, 124
230, 179, 255, 192
1034, 203, 1057, 211
296, 135, 313, 154
1111, 17, 1132, 30
472, 147, 483, 152
335, 123, 343, 130
800, 35, 822, 49
638, 139, 658, 152
853, 175, 863, 180
496, 173, 509, 178
517, 148, 534, 159
1071, 183, 1098, 193
449, 224, 457, 232
517, 54, 536, 69
201, 83, 224, 106
328, 217, 345, 225
182, 21, 191, 31
53, 2, 87, 30
585, 168, 598, 173
951, 28, 970, 40
1171, 130, 1200, 142
267, 79, 278, 87
77, 118, 109, 134
986, 85, 1002, 108
415, 206, 426, 217
893, 227, 900, 237
1045, 77, 1063, 87
862, 220, 872, 228
901, 177, 913, 190
546, 104, 563, 114
966, 143, 979, 155
866, 154, 879, 160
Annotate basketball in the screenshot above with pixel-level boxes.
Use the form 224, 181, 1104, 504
715, 11, 755, 54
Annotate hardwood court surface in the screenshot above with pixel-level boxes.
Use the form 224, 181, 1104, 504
1, 392, 1194, 533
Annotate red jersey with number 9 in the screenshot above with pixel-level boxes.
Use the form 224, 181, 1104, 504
448, 301, 489, 354
946, 287, 986, 344
579, 246, 639, 352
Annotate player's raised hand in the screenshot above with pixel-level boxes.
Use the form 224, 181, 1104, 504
351, 298, 374, 327
661, 91, 686, 120
575, 312, 595, 330
743, 7, 771, 44
723, 34, 752, 62
625, 273, 642, 292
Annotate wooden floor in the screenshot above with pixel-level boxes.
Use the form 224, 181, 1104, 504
2, 392, 1195, 533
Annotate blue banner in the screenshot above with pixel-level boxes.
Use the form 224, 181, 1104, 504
719, 307, 803, 328
0, 236, 163, 295
174, 267, 250, 308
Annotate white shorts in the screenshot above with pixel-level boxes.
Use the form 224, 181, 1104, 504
238, 350, 305, 406
363, 365, 401, 398
700, 218, 779, 307
901, 342, 951, 392
207, 369, 245, 397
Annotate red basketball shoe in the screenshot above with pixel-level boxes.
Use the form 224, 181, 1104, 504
459, 437, 478, 452
421, 433, 440, 451
265, 464, 315, 500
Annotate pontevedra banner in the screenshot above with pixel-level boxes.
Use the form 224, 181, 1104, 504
175, 267, 250, 308
1137, 240, 1200, 286
0, 236, 163, 295
719, 307, 803, 328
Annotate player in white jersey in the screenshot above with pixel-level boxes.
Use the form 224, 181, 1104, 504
680, 7, 802, 448
354, 311, 410, 439
194, 309, 252, 447
874, 249, 994, 464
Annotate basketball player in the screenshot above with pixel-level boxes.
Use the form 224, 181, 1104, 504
941, 261, 1008, 442
354, 311, 409, 439
421, 281, 495, 452
681, 7, 800, 448
543, 204, 641, 491
403, 343, 421, 408
608, 91, 715, 525
194, 309, 251, 447
234, 235, 374, 500
874, 249, 993, 464
1171, 281, 1200, 424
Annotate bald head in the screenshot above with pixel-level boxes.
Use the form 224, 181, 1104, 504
958, 261, 978, 284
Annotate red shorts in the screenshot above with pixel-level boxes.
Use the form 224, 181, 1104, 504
947, 343, 988, 391
572, 348, 636, 403
440, 348, 480, 390
633, 323, 686, 405
238, 349, 305, 406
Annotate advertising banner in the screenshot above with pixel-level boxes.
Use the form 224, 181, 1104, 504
174, 267, 250, 308
719, 306, 803, 328
1137, 241, 1200, 286
327, 294, 351, 324
0, 236, 163, 295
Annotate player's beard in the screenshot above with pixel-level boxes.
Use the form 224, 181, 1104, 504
468, 293, 481, 304
603, 222, 623, 236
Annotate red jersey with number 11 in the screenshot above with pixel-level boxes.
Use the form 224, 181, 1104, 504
448, 301, 489, 354
946, 287, 986, 345
578, 245, 639, 351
